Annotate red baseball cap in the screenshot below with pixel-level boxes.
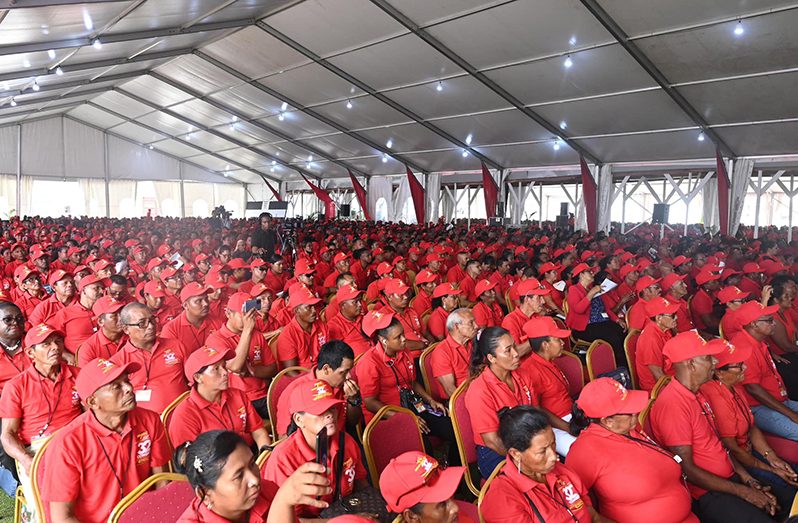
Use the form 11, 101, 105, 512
538, 262, 559, 274
717, 286, 750, 304
337, 283, 362, 303
249, 258, 268, 269
635, 275, 661, 293
14, 265, 38, 282
289, 284, 321, 308
432, 282, 461, 298
289, 379, 344, 416
77, 274, 103, 292
662, 330, 724, 363
226, 292, 254, 313
735, 301, 780, 326
294, 259, 316, 276
180, 282, 211, 302
672, 255, 692, 267
93, 259, 112, 272
184, 347, 235, 383
379, 451, 464, 513
571, 263, 591, 277
712, 338, 752, 368
194, 254, 210, 264
146, 258, 168, 272
48, 269, 71, 286
644, 297, 680, 317
415, 270, 437, 285
618, 265, 637, 279
522, 317, 571, 340
660, 273, 686, 292
362, 310, 394, 337
576, 377, 649, 418
376, 262, 393, 276
474, 279, 496, 297
696, 269, 721, 285
143, 280, 166, 298
333, 253, 349, 264
384, 279, 410, 296
228, 258, 249, 270
24, 323, 64, 348
249, 283, 271, 298
425, 253, 443, 265
92, 296, 125, 317
742, 262, 762, 274
516, 278, 550, 296
160, 267, 181, 282
76, 358, 141, 401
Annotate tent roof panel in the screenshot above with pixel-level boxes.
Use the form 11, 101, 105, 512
153, 54, 244, 96
254, 141, 321, 164
119, 75, 194, 107
356, 122, 456, 153
715, 122, 798, 157
207, 83, 282, 119
67, 104, 126, 128
309, 95, 411, 131
574, 130, 716, 163
296, 133, 384, 160
257, 62, 365, 107
385, 0, 511, 27
111, 120, 169, 144
216, 147, 272, 169
475, 142, 581, 168
256, 111, 338, 139
182, 130, 240, 153
201, 26, 310, 79
386, 75, 510, 121
136, 110, 195, 137
91, 90, 155, 119
151, 138, 202, 159
432, 110, 552, 147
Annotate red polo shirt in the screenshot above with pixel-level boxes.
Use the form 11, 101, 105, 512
567, 424, 696, 523
177, 486, 276, 523
721, 309, 742, 340
327, 314, 371, 358
627, 298, 650, 331
738, 277, 763, 297
690, 289, 714, 331
379, 305, 425, 344
161, 312, 220, 355
464, 368, 535, 446
700, 380, 753, 451
489, 271, 511, 303
411, 291, 432, 316
42, 408, 171, 523
110, 338, 190, 413
650, 379, 734, 498
472, 301, 503, 328
205, 325, 273, 402
517, 351, 573, 418
356, 346, 415, 424
459, 274, 479, 303
0, 346, 30, 394
446, 264, 466, 284
261, 429, 366, 518
15, 291, 42, 324
322, 270, 341, 291
734, 329, 788, 406
275, 371, 345, 438
168, 387, 262, 448
636, 322, 673, 392
428, 335, 471, 400
427, 307, 448, 340
49, 301, 96, 354
350, 262, 372, 290
501, 307, 533, 345
264, 271, 289, 294
275, 318, 329, 369
482, 458, 592, 523
670, 296, 694, 332
78, 331, 127, 368
0, 363, 82, 445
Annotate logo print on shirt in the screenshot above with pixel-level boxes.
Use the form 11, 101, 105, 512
556, 478, 584, 511
136, 431, 152, 464
238, 406, 247, 426
163, 350, 178, 365
71, 388, 80, 406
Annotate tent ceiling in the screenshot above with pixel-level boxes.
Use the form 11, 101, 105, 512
0, 0, 797, 184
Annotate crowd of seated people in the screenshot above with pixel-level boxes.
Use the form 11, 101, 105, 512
1, 213, 798, 521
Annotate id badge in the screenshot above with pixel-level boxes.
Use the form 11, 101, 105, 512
135, 389, 152, 402
600, 312, 609, 319
414, 400, 427, 413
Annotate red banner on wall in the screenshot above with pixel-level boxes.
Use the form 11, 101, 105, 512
348, 170, 371, 221
716, 150, 730, 236
264, 180, 282, 202
580, 157, 597, 234
481, 162, 498, 219
301, 174, 335, 220
406, 167, 426, 224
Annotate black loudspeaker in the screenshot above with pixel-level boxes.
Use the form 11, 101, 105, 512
339, 204, 351, 217
652, 204, 670, 224
560, 202, 569, 216
496, 202, 505, 217
556, 215, 570, 230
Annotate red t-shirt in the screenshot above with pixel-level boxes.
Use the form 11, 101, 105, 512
161, 312, 220, 356
356, 346, 415, 424
501, 307, 533, 345
427, 307, 448, 340
482, 458, 592, 523
42, 408, 171, 523
472, 301, 504, 328
275, 317, 329, 369
0, 363, 82, 445
205, 325, 274, 402
635, 322, 673, 392
650, 379, 734, 498
49, 301, 96, 354
326, 314, 371, 358
517, 351, 573, 418
464, 368, 535, 446
567, 424, 697, 523
78, 331, 127, 368
734, 329, 789, 406
446, 265, 466, 284
411, 291, 432, 316
0, 346, 30, 395
428, 335, 471, 400
459, 275, 479, 303
700, 380, 753, 451
110, 338, 190, 413
690, 289, 714, 331
168, 387, 262, 448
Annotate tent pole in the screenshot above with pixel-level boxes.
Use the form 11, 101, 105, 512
790, 174, 794, 243
179, 162, 186, 218
16, 124, 21, 217
104, 133, 110, 217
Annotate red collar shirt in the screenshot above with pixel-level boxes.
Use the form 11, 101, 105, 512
627, 298, 650, 331
14, 291, 42, 324
49, 301, 96, 354
427, 306, 449, 340
670, 295, 694, 333
275, 317, 329, 369
261, 429, 367, 518
721, 309, 742, 341
464, 368, 535, 446
518, 351, 573, 418
446, 265, 466, 284
481, 458, 593, 523
738, 276, 763, 297
489, 271, 512, 301
501, 307, 534, 346
700, 380, 754, 452
168, 387, 263, 449
161, 291, 183, 318
379, 305, 425, 344
29, 294, 73, 327
459, 274, 479, 303
177, 485, 276, 523
734, 329, 789, 406
327, 313, 371, 358
42, 407, 171, 523
350, 262, 373, 290
0, 345, 30, 395
78, 331, 127, 368
635, 322, 674, 391
650, 379, 734, 498
690, 289, 715, 331
110, 338, 190, 413
355, 346, 415, 424
161, 312, 220, 356
428, 335, 471, 400
542, 280, 564, 308
0, 363, 81, 445
472, 300, 504, 328
275, 371, 346, 438
567, 424, 696, 523
411, 290, 432, 316
205, 325, 274, 402
264, 271, 289, 294
322, 270, 341, 291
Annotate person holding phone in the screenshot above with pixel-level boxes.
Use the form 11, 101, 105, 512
261, 379, 370, 520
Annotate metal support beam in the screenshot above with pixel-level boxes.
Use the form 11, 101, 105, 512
370, 0, 601, 165
1, 0, 129, 7
0, 100, 88, 122
0, 69, 149, 99
0, 86, 110, 110
579, 0, 736, 157
254, 22, 504, 170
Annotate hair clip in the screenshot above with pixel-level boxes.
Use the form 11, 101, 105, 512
193, 456, 204, 473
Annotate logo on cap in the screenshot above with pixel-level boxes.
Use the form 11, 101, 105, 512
97, 358, 115, 373
311, 381, 333, 401
203, 347, 218, 357
414, 455, 437, 478
612, 381, 628, 400
34, 324, 51, 336
372, 311, 383, 319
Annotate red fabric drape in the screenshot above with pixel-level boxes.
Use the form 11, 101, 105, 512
481, 162, 498, 219
348, 170, 372, 221
580, 157, 597, 233
301, 174, 336, 220
716, 150, 730, 236
406, 167, 426, 224
264, 180, 282, 202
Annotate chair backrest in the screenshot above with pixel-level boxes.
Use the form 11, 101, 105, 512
266, 333, 280, 365
719, 320, 726, 340
624, 329, 642, 389
505, 289, 514, 312
420, 310, 432, 332
477, 460, 506, 523
418, 342, 439, 400
553, 351, 585, 398
586, 339, 617, 381
266, 366, 310, 440
362, 405, 425, 485
449, 380, 480, 497
256, 438, 283, 470
552, 317, 572, 352
160, 390, 190, 451
31, 434, 54, 522
639, 375, 672, 433
108, 473, 194, 523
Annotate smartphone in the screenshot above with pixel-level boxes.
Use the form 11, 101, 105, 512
43, 284, 54, 295
315, 428, 329, 469
243, 299, 261, 313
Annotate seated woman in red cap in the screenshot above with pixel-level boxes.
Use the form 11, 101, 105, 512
701, 338, 798, 515
718, 285, 751, 340
465, 326, 536, 479
568, 378, 698, 523
635, 297, 680, 391
480, 406, 609, 523
426, 283, 462, 342
472, 279, 504, 328
168, 346, 271, 451
564, 263, 625, 356
261, 378, 370, 519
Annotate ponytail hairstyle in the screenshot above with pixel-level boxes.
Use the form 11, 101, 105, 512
178, 431, 250, 503
470, 326, 511, 377
569, 402, 598, 436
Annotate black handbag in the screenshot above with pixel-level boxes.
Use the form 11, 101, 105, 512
598, 366, 633, 389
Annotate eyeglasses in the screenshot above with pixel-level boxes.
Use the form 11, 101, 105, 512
1, 316, 25, 325
756, 318, 776, 324
124, 317, 157, 329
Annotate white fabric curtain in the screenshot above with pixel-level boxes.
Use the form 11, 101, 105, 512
426, 173, 441, 222
214, 184, 245, 218
184, 181, 214, 218
368, 176, 394, 222
574, 182, 587, 232
702, 175, 719, 233
0, 126, 18, 176
153, 181, 181, 217
21, 118, 63, 177
441, 186, 455, 222
730, 159, 754, 236
108, 180, 138, 218
394, 176, 413, 223
0, 175, 17, 218
78, 178, 107, 217
597, 165, 614, 233
64, 118, 104, 179
19, 176, 35, 218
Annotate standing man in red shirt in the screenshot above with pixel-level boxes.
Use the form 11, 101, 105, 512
429, 308, 477, 400
160, 282, 218, 355
49, 274, 104, 362
28, 270, 75, 327
78, 296, 126, 367
651, 330, 777, 522
42, 358, 171, 523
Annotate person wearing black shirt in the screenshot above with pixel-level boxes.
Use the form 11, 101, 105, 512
252, 212, 278, 259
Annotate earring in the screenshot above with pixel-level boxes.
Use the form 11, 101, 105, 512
205, 500, 213, 510
516, 460, 521, 474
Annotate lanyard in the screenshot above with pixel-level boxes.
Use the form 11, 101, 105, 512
95, 433, 134, 501
206, 400, 238, 431
505, 472, 579, 523
35, 370, 65, 438
138, 347, 157, 390
542, 361, 569, 390
729, 385, 754, 429
386, 356, 412, 391
1, 348, 23, 373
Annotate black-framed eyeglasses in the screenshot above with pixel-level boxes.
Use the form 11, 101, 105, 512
1, 316, 25, 325
124, 317, 157, 329
756, 318, 776, 324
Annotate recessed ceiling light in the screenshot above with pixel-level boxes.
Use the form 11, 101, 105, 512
564, 55, 573, 68
698, 131, 705, 142
734, 20, 744, 36
346, 99, 353, 109
436, 81, 443, 92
